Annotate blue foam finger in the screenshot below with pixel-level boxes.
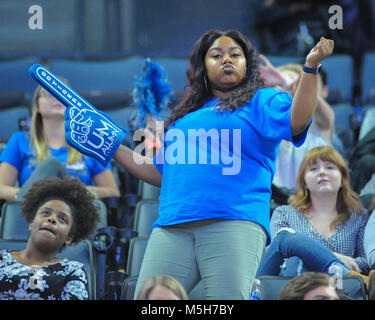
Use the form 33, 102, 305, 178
29, 64, 128, 165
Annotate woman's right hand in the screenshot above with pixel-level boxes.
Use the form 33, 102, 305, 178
334, 252, 361, 272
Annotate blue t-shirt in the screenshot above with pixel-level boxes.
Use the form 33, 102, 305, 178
152, 88, 310, 244
0, 131, 111, 186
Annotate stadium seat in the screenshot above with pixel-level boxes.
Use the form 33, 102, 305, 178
120, 276, 138, 300
256, 275, 368, 300
50, 56, 143, 92
155, 57, 189, 94
0, 57, 40, 101
332, 103, 353, 130
0, 201, 28, 240
265, 55, 301, 67
323, 55, 354, 104
133, 199, 159, 238
138, 180, 160, 200
362, 52, 375, 104
126, 236, 148, 278
0, 105, 30, 142
0, 239, 97, 300
49, 57, 144, 110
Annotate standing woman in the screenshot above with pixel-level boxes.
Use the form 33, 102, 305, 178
64, 29, 334, 299
0, 84, 120, 202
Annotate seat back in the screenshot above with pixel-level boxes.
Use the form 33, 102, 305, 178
0, 201, 28, 240
362, 52, 375, 104
333, 103, 353, 130
138, 180, 161, 200
49, 57, 143, 93
120, 276, 138, 300
323, 54, 354, 104
0, 57, 40, 100
0, 106, 30, 142
133, 200, 159, 238
126, 236, 148, 278
257, 275, 368, 300
0, 239, 96, 300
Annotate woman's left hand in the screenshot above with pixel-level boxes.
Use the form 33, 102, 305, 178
305, 37, 334, 67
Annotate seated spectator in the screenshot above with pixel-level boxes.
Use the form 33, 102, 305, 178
0, 176, 100, 300
278, 272, 340, 300
261, 146, 369, 277
135, 274, 188, 300
0, 83, 120, 202
256, 228, 373, 288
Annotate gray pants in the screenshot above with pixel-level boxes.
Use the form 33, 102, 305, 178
134, 219, 267, 300
16, 157, 67, 201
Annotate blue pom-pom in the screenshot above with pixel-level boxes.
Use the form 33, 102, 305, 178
133, 58, 174, 127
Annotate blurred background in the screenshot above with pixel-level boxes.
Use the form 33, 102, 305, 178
0, 0, 374, 149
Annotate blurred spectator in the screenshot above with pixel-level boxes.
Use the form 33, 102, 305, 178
278, 272, 340, 300
254, 1, 327, 57
135, 274, 188, 300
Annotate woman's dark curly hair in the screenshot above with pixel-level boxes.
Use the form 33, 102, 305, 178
165, 29, 264, 129
21, 176, 101, 244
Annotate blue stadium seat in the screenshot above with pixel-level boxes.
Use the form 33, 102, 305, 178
49, 57, 144, 110
126, 236, 148, 278
155, 57, 189, 94
133, 199, 159, 238
0, 57, 40, 100
332, 103, 353, 129
323, 55, 354, 104
265, 55, 301, 67
362, 53, 375, 104
138, 180, 160, 200
120, 276, 138, 300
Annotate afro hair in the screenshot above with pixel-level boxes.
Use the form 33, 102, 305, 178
21, 176, 101, 244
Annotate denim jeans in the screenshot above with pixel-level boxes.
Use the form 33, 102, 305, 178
256, 228, 350, 277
